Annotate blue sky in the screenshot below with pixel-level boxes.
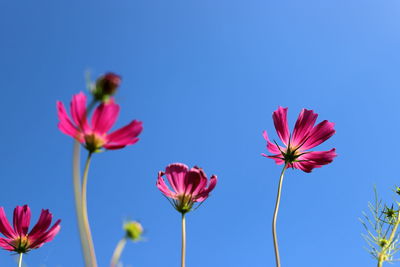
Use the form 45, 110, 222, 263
1, 0, 400, 266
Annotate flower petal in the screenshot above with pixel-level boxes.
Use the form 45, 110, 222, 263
261, 153, 285, 165
0, 237, 14, 251
13, 205, 31, 236
29, 219, 61, 249
165, 163, 189, 195
70, 92, 90, 132
301, 120, 335, 150
104, 120, 143, 149
28, 209, 53, 239
190, 168, 209, 197
184, 168, 205, 196
263, 130, 284, 154
196, 175, 217, 202
295, 148, 337, 173
272, 107, 290, 145
56, 101, 79, 138
156, 172, 177, 199
91, 100, 120, 134
291, 109, 318, 148
0, 208, 16, 239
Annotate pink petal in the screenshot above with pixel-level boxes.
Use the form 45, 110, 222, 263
57, 101, 79, 138
103, 143, 133, 150
165, 163, 189, 195
295, 148, 337, 173
263, 130, 284, 154
0, 208, 16, 239
183, 168, 204, 196
0, 237, 14, 251
191, 168, 208, 197
301, 120, 335, 150
291, 109, 318, 148
262, 153, 285, 165
29, 219, 61, 249
13, 205, 31, 236
156, 173, 177, 199
70, 92, 90, 132
196, 175, 218, 202
28, 209, 52, 239
91, 101, 120, 134
272, 107, 290, 145
105, 120, 143, 149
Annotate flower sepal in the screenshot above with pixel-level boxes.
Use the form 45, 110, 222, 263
174, 195, 195, 214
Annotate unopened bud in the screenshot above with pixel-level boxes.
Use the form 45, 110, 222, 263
379, 238, 389, 248
93, 72, 121, 101
124, 221, 143, 241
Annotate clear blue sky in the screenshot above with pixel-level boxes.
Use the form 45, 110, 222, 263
1, 0, 400, 266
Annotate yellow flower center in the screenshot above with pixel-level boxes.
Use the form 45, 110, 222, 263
84, 133, 107, 152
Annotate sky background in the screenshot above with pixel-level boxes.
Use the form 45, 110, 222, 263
1, 0, 400, 266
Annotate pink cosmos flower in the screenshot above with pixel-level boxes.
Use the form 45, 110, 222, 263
57, 92, 143, 152
157, 163, 217, 213
0, 205, 61, 253
262, 106, 336, 173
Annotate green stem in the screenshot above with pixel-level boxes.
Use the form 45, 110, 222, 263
386, 210, 400, 249
71, 98, 98, 266
272, 164, 288, 267
18, 253, 22, 267
110, 237, 128, 267
181, 213, 186, 267
81, 152, 97, 267
73, 141, 92, 266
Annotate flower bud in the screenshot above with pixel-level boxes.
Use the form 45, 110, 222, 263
93, 72, 121, 101
379, 238, 389, 248
124, 221, 143, 241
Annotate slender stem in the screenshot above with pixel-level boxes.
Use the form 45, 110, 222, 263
73, 141, 92, 266
386, 209, 400, 249
272, 164, 288, 267
70, 97, 98, 266
377, 258, 383, 267
110, 237, 128, 267
18, 253, 22, 267
181, 213, 186, 267
81, 152, 97, 267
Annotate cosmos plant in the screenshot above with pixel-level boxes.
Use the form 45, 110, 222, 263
57, 73, 143, 266
110, 221, 144, 267
361, 187, 400, 267
262, 106, 336, 267
0, 205, 61, 267
157, 163, 218, 267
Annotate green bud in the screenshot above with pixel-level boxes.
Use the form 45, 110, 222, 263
124, 221, 143, 241
379, 238, 389, 248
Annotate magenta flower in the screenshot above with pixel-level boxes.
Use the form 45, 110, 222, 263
262, 106, 336, 173
57, 92, 143, 152
0, 205, 61, 253
157, 163, 217, 213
